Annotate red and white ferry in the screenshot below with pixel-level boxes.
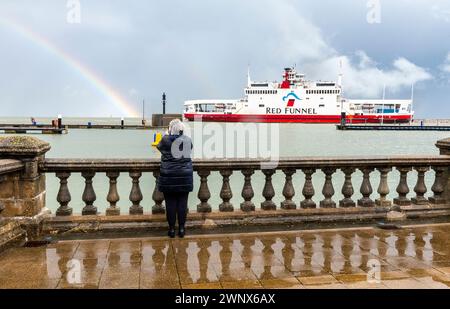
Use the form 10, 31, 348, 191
183, 67, 413, 123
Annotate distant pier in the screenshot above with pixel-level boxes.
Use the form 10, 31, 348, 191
337, 117, 450, 131
0, 126, 67, 134
337, 124, 450, 131
0, 113, 182, 133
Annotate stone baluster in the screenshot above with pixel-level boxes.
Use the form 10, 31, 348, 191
300, 168, 316, 209
81, 171, 97, 215
152, 171, 165, 214
281, 168, 296, 209
55, 172, 72, 216
339, 167, 355, 207
261, 169, 276, 210
393, 167, 412, 206
320, 168, 336, 208
197, 170, 211, 213
129, 171, 143, 215
412, 166, 429, 205
241, 169, 255, 212
375, 167, 392, 207
358, 168, 375, 207
219, 169, 233, 212
106, 172, 120, 216
429, 166, 446, 204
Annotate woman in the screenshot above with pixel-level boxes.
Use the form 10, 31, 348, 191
157, 119, 193, 238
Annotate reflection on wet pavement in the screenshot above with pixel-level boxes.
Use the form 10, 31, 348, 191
1, 224, 450, 289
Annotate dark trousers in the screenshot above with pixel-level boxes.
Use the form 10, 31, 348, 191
164, 192, 189, 228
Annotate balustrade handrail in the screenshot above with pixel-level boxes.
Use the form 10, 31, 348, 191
0, 159, 24, 175
41, 155, 450, 172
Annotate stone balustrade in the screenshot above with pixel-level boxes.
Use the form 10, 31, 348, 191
40, 156, 450, 217
1, 136, 450, 241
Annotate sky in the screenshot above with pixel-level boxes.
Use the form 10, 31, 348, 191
0, 0, 450, 118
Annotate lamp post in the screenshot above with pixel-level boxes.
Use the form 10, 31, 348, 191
162, 92, 166, 115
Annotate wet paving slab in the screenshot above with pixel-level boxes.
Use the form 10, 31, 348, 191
2, 223, 450, 289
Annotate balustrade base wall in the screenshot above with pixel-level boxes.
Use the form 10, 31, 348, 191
0, 221, 26, 252
42, 204, 450, 237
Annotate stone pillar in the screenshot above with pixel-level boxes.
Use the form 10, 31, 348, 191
0, 197, 26, 251
0, 201, 4, 224
0, 136, 50, 217
0, 136, 50, 241
435, 138, 450, 203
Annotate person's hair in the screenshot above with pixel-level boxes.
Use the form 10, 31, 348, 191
169, 119, 185, 135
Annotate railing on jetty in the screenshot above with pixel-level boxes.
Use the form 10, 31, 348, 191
2, 136, 450, 244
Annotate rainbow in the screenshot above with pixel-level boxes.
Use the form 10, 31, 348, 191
0, 17, 140, 117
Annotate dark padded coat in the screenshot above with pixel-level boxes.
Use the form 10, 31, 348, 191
157, 134, 193, 193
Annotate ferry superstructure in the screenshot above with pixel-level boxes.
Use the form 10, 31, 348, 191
183, 67, 413, 123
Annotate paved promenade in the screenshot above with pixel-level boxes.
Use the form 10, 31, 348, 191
1, 224, 450, 289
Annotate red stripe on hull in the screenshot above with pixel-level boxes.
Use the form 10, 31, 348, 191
183, 114, 412, 124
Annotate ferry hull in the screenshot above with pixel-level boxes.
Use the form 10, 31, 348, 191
183, 113, 412, 124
